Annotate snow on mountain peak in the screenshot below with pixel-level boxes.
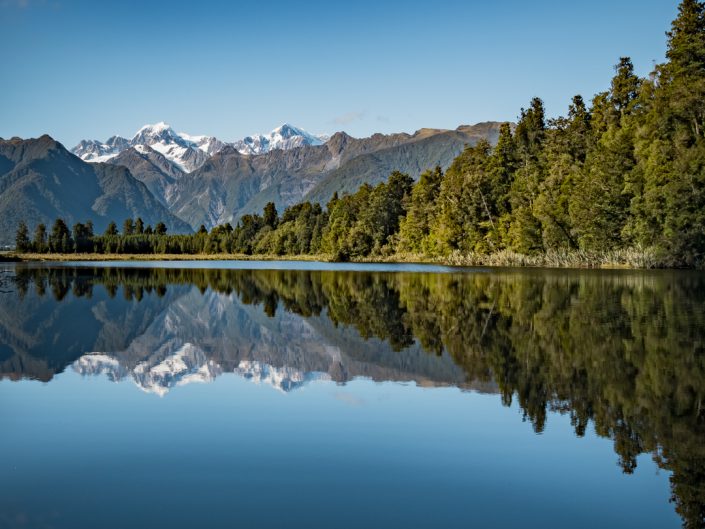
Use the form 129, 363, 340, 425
135, 121, 173, 135
131, 122, 182, 145
232, 124, 325, 155
72, 122, 329, 169
274, 123, 303, 137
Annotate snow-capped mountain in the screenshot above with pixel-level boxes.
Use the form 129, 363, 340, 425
72, 135, 130, 163
72, 122, 328, 173
232, 124, 327, 155
120, 122, 211, 172
178, 132, 227, 157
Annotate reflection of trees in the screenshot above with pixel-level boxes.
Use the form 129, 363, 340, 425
12, 266, 705, 528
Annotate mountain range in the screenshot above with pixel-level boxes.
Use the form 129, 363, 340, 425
0, 121, 504, 244
72, 122, 327, 171
0, 135, 191, 244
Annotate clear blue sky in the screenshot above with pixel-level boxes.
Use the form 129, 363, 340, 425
0, 0, 679, 148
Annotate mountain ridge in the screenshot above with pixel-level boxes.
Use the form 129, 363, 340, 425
1, 121, 506, 241
168, 121, 504, 229
0, 135, 192, 244
72, 122, 328, 172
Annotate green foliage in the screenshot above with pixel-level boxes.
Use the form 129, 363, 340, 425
15, 222, 30, 252
428, 141, 501, 254
105, 222, 118, 236
72, 221, 94, 252
49, 218, 72, 253
123, 218, 135, 236
322, 172, 413, 260
506, 97, 547, 253
396, 166, 444, 253
263, 202, 279, 229
32, 223, 47, 253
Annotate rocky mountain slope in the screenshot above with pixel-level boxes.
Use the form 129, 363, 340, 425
169, 122, 504, 229
0, 135, 192, 244
108, 145, 185, 205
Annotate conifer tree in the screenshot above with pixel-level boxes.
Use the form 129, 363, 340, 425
507, 97, 547, 253
49, 219, 71, 253
123, 218, 135, 236
33, 223, 47, 253
15, 221, 30, 252
630, 0, 705, 264
396, 166, 444, 253
105, 221, 118, 236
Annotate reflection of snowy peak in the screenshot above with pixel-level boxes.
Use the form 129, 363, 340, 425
234, 360, 331, 392
74, 343, 221, 396
71, 285, 469, 396
74, 353, 129, 381
132, 342, 222, 397
73, 351, 327, 395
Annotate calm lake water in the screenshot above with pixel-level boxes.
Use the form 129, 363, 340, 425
1, 262, 703, 529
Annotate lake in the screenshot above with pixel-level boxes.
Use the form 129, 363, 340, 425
0, 261, 703, 529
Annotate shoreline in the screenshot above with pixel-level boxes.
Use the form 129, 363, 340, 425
0, 248, 686, 270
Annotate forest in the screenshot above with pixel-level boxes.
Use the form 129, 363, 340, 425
14, 1, 705, 268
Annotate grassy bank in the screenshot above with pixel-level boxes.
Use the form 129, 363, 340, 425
5, 247, 681, 269
362, 248, 667, 269
9, 252, 333, 262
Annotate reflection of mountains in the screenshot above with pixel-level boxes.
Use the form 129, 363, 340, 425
0, 270, 186, 382
2, 265, 705, 528
72, 287, 472, 394
1, 269, 473, 394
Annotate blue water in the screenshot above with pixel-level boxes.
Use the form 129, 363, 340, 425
0, 262, 700, 529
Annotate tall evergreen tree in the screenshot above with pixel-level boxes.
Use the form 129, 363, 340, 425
630, 0, 705, 264
396, 166, 444, 253
571, 59, 640, 251
105, 222, 118, 236
49, 218, 71, 253
15, 221, 30, 252
263, 202, 279, 229
33, 223, 47, 253
123, 218, 135, 236
507, 97, 547, 253
430, 141, 498, 254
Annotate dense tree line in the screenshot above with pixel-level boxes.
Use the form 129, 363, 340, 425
14, 2, 705, 267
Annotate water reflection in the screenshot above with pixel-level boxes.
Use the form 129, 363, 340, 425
1, 265, 705, 528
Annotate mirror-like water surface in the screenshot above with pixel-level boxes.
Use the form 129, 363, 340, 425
0, 263, 703, 529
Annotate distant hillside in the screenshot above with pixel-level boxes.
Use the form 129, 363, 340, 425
304, 123, 503, 206
108, 145, 185, 205
167, 122, 504, 230
0, 135, 191, 245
